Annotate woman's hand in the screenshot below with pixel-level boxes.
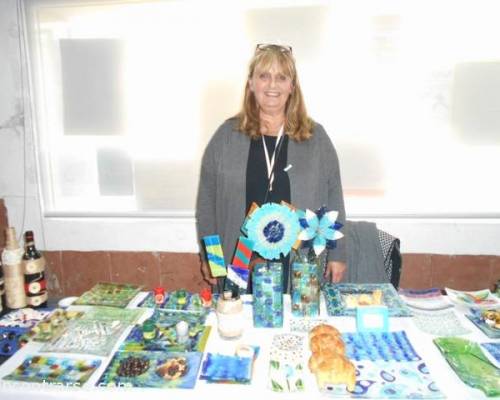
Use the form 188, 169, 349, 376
324, 261, 347, 283
200, 261, 218, 285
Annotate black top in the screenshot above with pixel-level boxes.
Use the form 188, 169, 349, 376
245, 134, 290, 212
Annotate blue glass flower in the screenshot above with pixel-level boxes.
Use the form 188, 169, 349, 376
297, 206, 344, 256
245, 203, 300, 260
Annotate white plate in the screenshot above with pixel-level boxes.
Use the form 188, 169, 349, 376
57, 296, 78, 309
445, 288, 500, 309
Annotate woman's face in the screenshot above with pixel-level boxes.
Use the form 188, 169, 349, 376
249, 61, 293, 116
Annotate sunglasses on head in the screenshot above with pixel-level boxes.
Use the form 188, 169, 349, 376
255, 43, 293, 54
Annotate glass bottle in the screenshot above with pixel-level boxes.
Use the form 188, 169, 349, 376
1, 227, 27, 309
0, 258, 4, 312
22, 230, 48, 308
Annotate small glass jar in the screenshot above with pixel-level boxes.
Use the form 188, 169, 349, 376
216, 292, 244, 339
153, 287, 165, 305
142, 320, 157, 341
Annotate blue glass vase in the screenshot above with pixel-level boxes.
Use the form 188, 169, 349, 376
252, 262, 283, 328
290, 249, 322, 317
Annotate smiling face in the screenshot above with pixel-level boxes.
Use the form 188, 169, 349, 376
249, 61, 294, 117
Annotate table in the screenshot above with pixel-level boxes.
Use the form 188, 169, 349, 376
0, 293, 497, 400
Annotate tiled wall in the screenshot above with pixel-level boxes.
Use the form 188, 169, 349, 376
1, 199, 499, 298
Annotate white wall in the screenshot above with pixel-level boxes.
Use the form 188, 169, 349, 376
1, 0, 500, 255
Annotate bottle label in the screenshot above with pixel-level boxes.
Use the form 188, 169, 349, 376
24, 257, 46, 274
27, 292, 48, 307
25, 279, 47, 295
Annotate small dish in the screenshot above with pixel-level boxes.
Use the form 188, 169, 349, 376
445, 288, 500, 309
58, 296, 78, 309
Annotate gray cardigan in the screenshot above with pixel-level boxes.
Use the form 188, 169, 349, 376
195, 118, 346, 266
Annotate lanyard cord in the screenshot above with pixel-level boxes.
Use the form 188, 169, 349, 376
262, 125, 285, 204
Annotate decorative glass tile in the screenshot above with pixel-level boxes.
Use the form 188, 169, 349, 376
323, 283, 412, 317
97, 351, 202, 389
269, 333, 305, 392
120, 311, 210, 353
3, 355, 101, 386
41, 319, 128, 356
28, 309, 84, 342
200, 353, 253, 383
343, 331, 421, 362
411, 309, 471, 336
138, 290, 206, 314
252, 262, 284, 328
289, 318, 328, 332
74, 282, 141, 308
0, 308, 52, 329
81, 306, 146, 325
480, 342, 500, 368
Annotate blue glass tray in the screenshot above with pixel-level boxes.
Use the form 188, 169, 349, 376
323, 283, 412, 317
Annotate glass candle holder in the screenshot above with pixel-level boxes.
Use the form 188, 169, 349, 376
216, 292, 244, 340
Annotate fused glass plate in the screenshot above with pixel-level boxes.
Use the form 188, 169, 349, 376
138, 290, 206, 314
3, 355, 101, 386
81, 306, 146, 325
289, 318, 328, 332
323, 283, 412, 317
0, 308, 52, 329
466, 308, 500, 339
398, 288, 453, 311
200, 353, 253, 383
321, 360, 444, 399
97, 351, 202, 389
269, 334, 305, 392
120, 314, 210, 353
41, 319, 128, 356
434, 337, 500, 398
74, 282, 142, 308
445, 288, 500, 309
320, 331, 443, 398
411, 309, 471, 336
28, 309, 84, 342
343, 331, 421, 362
480, 342, 500, 368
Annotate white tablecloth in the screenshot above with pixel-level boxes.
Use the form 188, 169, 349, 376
0, 293, 497, 400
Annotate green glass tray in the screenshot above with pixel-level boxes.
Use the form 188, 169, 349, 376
434, 337, 500, 397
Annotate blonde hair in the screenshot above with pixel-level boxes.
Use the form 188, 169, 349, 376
237, 46, 314, 141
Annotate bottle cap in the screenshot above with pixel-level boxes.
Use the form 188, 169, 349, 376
24, 231, 34, 242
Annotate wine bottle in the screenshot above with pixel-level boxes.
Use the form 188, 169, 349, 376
0, 258, 4, 312
1, 227, 27, 309
22, 230, 48, 308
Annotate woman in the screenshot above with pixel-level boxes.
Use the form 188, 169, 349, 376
196, 44, 346, 292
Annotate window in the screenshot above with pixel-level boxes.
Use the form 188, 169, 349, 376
24, 0, 500, 220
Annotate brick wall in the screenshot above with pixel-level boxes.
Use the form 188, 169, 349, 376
1, 199, 498, 297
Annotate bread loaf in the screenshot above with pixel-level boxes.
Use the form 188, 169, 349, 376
314, 353, 356, 392
309, 323, 341, 339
